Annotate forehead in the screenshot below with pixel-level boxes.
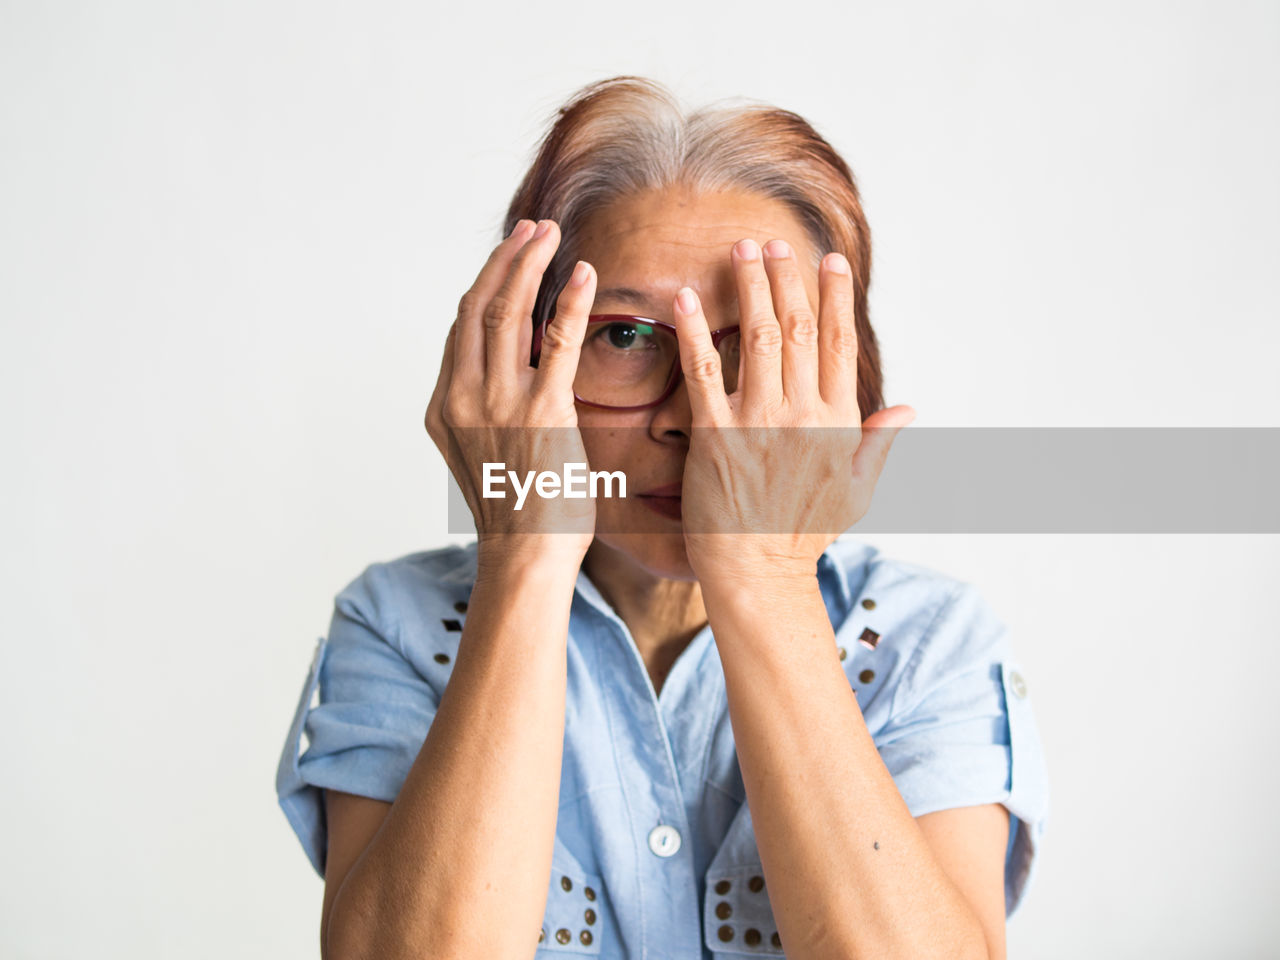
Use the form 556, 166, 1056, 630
574, 186, 819, 316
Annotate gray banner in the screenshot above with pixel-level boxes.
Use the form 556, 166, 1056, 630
444, 428, 1280, 534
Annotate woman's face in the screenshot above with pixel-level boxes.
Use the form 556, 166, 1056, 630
573, 185, 822, 582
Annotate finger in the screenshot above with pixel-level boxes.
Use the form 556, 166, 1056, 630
817, 251, 859, 409
851, 405, 917, 486
762, 239, 820, 404
425, 320, 458, 456
484, 219, 562, 394
454, 219, 537, 387
533, 259, 596, 403
731, 238, 783, 410
673, 286, 732, 424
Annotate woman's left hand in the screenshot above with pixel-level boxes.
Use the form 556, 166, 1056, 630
672, 237, 915, 591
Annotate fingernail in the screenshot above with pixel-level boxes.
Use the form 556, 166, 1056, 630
676, 287, 698, 313
533, 220, 551, 239
509, 219, 531, 239
763, 239, 791, 259
733, 239, 759, 261
824, 252, 850, 274
569, 260, 590, 287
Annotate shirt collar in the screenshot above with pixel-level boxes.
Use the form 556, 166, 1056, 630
573, 542, 856, 629
438, 538, 855, 628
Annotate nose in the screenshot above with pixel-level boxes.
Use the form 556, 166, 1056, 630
647, 368, 693, 443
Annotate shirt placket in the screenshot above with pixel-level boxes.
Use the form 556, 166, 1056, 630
575, 584, 703, 959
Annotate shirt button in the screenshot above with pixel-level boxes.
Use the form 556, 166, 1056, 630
647, 823, 682, 857
1009, 670, 1028, 699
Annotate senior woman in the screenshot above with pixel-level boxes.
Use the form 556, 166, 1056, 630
276, 77, 1049, 960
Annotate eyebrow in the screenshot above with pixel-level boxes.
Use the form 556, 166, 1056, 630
592, 284, 742, 328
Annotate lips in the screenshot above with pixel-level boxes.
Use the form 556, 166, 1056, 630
637, 482, 682, 497
636, 481, 682, 520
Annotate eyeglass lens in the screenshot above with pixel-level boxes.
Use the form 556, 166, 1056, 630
572, 318, 740, 408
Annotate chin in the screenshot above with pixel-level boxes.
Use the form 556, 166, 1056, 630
590, 531, 699, 583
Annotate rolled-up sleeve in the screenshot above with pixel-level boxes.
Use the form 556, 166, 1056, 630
874, 583, 1050, 917
275, 563, 440, 877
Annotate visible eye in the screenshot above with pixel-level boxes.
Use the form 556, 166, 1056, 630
600, 321, 656, 350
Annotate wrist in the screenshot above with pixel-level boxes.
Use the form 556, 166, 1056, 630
698, 565, 823, 612
476, 534, 589, 584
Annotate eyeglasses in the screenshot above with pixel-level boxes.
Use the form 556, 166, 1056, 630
532, 314, 742, 410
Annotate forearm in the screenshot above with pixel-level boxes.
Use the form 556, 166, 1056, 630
327, 540, 582, 960
703, 574, 989, 960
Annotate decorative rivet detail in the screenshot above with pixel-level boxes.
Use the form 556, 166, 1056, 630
560, 875, 572, 892
584, 907, 596, 925
859, 668, 875, 684
859, 627, 880, 650
745, 928, 762, 946
555, 928, 570, 944
579, 930, 593, 946
715, 901, 732, 920
433, 652, 450, 664
861, 598, 877, 610
717, 925, 734, 942
584, 885, 596, 901
838, 646, 847, 660
748, 875, 764, 893
442, 618, 462, 632
771, 931, 782, 947
453, 600, 468, 614
538, 927, 545, 943
714, 879, 731, 895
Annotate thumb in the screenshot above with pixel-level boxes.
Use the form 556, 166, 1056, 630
852, 405, 916, 483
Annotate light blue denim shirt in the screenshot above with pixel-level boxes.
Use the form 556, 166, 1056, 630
276, 537, 1049, 958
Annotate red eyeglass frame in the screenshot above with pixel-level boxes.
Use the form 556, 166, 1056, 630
531, 313, 742, 411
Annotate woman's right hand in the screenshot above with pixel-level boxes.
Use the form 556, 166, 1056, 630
424, 219, 599, 562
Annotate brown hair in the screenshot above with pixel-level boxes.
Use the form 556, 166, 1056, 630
504, 76, 884, 418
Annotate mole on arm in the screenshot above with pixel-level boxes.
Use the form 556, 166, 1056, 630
873, 841, 880, 850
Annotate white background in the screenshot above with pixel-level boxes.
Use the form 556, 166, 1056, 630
2, 1, 1277, 957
